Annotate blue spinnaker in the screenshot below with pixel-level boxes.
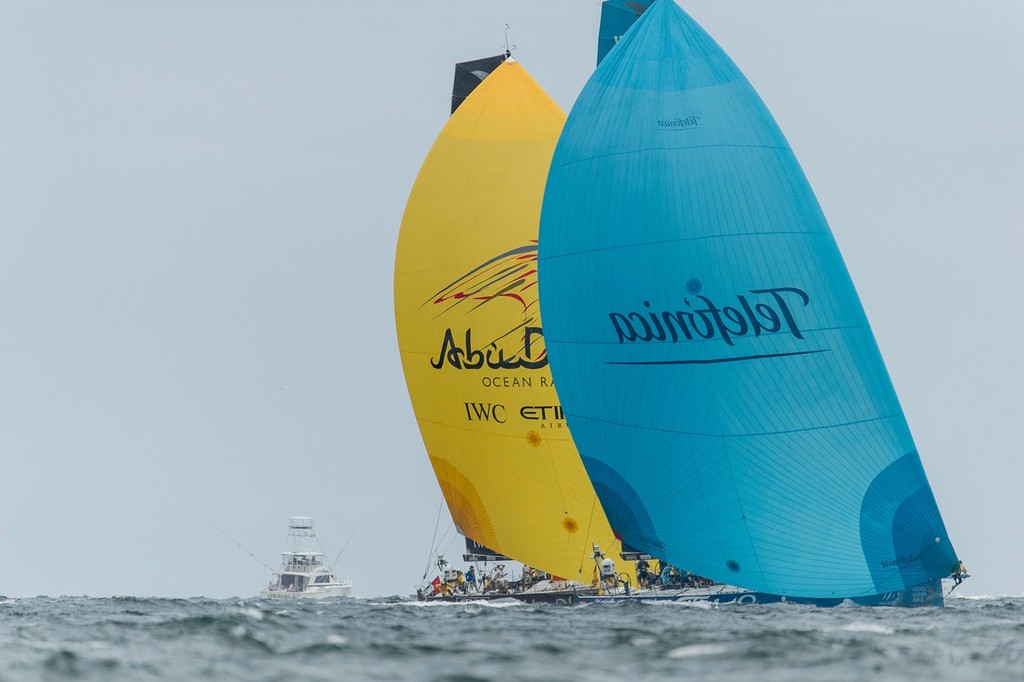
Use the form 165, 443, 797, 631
538, 0, 957, 599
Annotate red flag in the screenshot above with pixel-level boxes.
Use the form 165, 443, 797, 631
430, 576, 442, 594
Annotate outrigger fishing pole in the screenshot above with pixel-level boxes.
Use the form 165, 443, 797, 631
206, 521, 275, 575
331, 529, 356, 571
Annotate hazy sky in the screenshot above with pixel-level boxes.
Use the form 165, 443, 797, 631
2, 1, 1021, 600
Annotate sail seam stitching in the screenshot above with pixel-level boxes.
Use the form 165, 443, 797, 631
551, 143, 793, 169
560, 412, 905, 439
539, 230, 836, 261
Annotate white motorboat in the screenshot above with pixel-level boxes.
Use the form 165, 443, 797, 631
259, 517, 352, 599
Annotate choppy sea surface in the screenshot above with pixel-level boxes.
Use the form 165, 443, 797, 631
0, 595, 1020, 681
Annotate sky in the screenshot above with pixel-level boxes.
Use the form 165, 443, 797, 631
1, 1, 1021, 600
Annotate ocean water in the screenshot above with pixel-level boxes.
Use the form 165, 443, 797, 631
0, 595, 1020, 681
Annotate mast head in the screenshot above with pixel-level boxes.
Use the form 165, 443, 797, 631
503, 23, 516, 61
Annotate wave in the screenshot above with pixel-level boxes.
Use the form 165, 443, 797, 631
834, 623, 895, 635
376, 597, 528, 609
666, 643, 729, 658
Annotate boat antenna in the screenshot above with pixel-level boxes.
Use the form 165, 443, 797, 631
330, 529, 356, 571
503, 24, 515, 59
206, 520, 274, 575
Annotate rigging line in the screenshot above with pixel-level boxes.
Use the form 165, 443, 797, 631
440, 527, 460, 557
206, 521, 274, 576
421, 495, 446, 580
420, 528, 462, 596
330, 529, 356, 571
435, 523, 455, 556
578, 494, 600, 578
420, 523, 456, 589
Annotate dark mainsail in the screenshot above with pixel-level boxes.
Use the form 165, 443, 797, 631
596, 0, 650, 66
451, 54, 507, 114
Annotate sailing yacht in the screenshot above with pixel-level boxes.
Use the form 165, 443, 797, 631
394, 56, 634, 599
538, 0, 965, 606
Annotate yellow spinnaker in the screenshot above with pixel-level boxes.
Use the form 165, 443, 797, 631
394, 61, 629, 583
